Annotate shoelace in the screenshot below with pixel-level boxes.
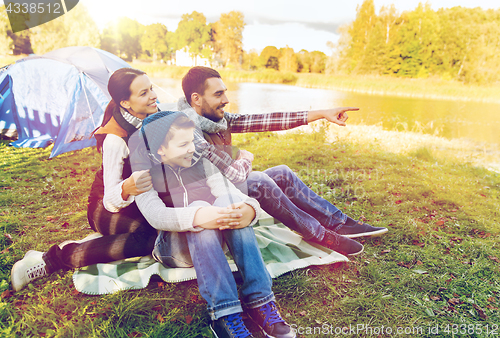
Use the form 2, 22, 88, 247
324, 230, 340, 247
224, 313, 252, 338
26, 263, 46, 281
258, 302, 285, 328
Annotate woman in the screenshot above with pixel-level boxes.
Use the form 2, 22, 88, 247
11, 68, 160, 291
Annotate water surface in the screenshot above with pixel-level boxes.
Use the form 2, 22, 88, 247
152, 78, 500, 147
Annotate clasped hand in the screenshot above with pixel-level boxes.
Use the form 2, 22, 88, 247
194, 202, 255, 230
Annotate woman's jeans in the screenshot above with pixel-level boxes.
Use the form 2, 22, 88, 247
239, 165, 347, 242
153, 195, 274, 320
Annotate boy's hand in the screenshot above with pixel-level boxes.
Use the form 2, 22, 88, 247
217, 202, 255, 230
194, 206, 247, 229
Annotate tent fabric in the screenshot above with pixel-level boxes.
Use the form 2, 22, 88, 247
0, 47, 130, 157
0, 74, 17, 138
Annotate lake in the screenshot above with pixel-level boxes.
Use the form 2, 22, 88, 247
152, 78, 500, 148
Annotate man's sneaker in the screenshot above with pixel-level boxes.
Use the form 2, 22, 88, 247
210, 313, 254, 338
320, 229, 364, 256
335, 217, 388, 238
247, 301, 296, 338
11, 251, 48, 291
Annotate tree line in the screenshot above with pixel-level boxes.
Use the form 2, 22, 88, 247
334, 0, 500, 84
3, 2, 497, 82
0, 4, 326, 74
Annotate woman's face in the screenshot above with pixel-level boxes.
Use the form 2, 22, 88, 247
120, 74, 158, 119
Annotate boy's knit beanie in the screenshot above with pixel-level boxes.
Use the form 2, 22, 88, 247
140, 111, 189, 161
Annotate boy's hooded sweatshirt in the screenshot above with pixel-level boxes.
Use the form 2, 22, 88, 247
134, 111, 260, 233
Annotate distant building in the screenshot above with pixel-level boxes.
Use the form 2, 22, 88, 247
174, 48, 211, 67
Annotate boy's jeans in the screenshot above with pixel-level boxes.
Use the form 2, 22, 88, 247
153, 194, 274, 320
239, 165, 347, 242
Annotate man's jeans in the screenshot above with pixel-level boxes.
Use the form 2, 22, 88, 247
242, 165, 347, 242
153, 195, 274, 320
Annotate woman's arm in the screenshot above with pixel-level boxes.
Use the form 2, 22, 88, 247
101, 135, 152, 212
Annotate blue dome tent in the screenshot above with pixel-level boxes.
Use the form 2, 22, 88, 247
0, 46, 130, 158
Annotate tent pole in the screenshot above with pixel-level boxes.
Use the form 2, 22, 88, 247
79, 72, 98, 129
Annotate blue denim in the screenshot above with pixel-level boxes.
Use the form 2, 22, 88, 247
153, 194, 274, 320
244, 165, 347, 241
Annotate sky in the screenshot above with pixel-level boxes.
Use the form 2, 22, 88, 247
3, 0, 500, 54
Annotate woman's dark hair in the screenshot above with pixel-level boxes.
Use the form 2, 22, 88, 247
100, 68, 146, 128
182, 66, 221, 105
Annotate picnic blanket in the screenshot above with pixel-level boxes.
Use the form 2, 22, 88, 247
73, 214, 348, 295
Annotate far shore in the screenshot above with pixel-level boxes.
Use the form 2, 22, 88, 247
135, 62, 500, 105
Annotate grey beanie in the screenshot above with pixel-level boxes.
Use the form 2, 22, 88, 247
140, 111, 190, 161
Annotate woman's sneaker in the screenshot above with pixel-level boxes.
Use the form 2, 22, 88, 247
320, 229, 364, 256
210, 312, 254, 338
247, 301, 296, 338
11, 251, 48, 291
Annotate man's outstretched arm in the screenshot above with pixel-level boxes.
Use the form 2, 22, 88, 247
227, 107, 358, 133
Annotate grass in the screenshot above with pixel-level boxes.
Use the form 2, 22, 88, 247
0, 124, 499, 337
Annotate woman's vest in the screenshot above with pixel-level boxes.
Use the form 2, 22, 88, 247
87, 114, 134, 206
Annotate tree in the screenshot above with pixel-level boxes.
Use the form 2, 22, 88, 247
101, 17, 144, 61
142, 23, 169, 62
335, 2, 500, 83
30, 4, 99, 54
296, 49, 311, 73
259, 46, 280, 70
397, 3, 439, 78
64, 4, 100, 48
242, 49, 260, 70
213, 11, 245, 66
344, 0, 377, 72
278, 46, 298, 73
0, 6, 12, 55
173, 11, 212, 59
309, 51, 326, 73
3, 6, 33, 55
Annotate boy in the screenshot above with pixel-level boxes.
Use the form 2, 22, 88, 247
136, 111, 296, 338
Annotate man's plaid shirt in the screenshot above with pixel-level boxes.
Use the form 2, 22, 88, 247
194, 111, 309, 183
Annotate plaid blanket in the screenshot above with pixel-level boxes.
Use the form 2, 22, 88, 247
73, 214, 348, 295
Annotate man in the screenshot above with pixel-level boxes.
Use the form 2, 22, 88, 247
131, 67, 387, 256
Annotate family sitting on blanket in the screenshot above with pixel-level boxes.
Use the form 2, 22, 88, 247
10, 66, 388, 337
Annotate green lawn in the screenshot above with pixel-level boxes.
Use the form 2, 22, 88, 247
0, 125, 499, 337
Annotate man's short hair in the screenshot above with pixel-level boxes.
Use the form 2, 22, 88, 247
182, 66, 221, 105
